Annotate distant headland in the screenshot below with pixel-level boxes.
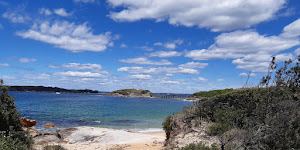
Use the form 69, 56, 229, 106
105, 89, 153, 98
8, 86, 105, 94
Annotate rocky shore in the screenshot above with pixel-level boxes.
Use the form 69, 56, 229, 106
32, 126, 165, 150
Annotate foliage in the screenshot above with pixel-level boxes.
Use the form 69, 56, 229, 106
0, 80, 33, 149
162, 115, 172, 140
0, 135, 29, 150
112, 89, 151, 94
43, 145, 67, 150
207, 123, 232, 136
165, 56, 300, 149
178, 142, 218, 150
190, 89, 233, 98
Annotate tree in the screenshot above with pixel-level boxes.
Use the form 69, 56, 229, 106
0, 79, 33, 149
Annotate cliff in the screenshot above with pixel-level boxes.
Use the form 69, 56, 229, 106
106, 89, 153, 98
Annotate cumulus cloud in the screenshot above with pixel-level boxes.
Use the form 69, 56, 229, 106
0, 24, 3, 29
274, 53, 295, 62
18, 58, 37, 63
217, 79, 224, 82
108, 0, 285, 32
185, 19, 300, 72
17, 21, 113, 52
295, 48, 300, 56
55, 71, 104, 78
160, 80, 180, 84
119, 57, 173, 65
196, 77, 208, 81
280, 18, 300, 38
49, 63, 108, 73
239, 73, 257, 77
2, 11, 31, 23
54, 8, 71, 17
73, 0, 95, 3
154, 40, 183, 50
130, 74, 152, 79
138, 46, 153, 51
117, 66, 199, 75
179, 61, 208, 69
39, 8, 52, 16
0, 63, 9, 67
120, 44, 127, 48
149, 51, 181, 58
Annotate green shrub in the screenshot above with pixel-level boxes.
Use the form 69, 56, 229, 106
0, 80, 33, 149
43, 145, 67, 150
162, 115, 172, 140
208, 123, 232, 136
178, 142, 219, 150
0, 135, 29, 150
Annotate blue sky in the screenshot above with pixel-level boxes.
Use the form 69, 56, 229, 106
0, 0, 299, 93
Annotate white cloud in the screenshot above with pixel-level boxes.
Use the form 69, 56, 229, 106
0, 63, 9, 67
196, 77, 208, 81
149, 51, 181, 58
161, 80, 180, 84
295, 48, 300, 56
120, 44, 127, 48
117, 66, 199, 75
179, 61, 208, 69
54, 8, 71, 17
17, 21, 113, 52
55, 71, 104, 78
2, 11, 31, 23
138, 46, 153, 51
274, 53, 295, 62
73, 0, 95, 3
154, 40, 183, 50
0, 24, 3, 29
49, 63, 107, 73
18, 58, 37, 63
280, 19, 300, 38
130, 74, 152, 79
39, 8, 52, 16
119, 57, 173, 65
108, 0, 285, 32
185, 24, 300, 72
217, 79, 224, 82
239, 73, 257, 77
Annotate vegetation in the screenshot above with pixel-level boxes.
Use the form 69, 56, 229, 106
190, 89, 233, 98
164, 56, 300, 149
43, 145, 67, 150
0, 80, 33, 150
9, 86, 99, 93
178, 142, 218, 150
112, 89, 151, 95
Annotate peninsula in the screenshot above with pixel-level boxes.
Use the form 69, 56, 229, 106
8, 86, 102, 94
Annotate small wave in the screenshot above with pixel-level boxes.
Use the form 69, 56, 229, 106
133, 128, 164, 133
93, 120, 101, 123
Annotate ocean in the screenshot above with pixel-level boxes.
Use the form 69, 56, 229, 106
11, 92, 193, 133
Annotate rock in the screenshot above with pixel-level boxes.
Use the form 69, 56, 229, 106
44, 123, 56, 128
22, 127, 42, 137
20, 118, 37, 127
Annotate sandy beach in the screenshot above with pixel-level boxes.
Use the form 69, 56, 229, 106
34, 126, 166, 150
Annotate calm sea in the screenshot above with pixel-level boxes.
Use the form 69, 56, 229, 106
11, 92, 192, 132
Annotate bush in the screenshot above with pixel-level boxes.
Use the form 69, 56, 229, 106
43, 145, 67, 150
162, 115, 172, 140
208, 123, 232, 136
0, 80, 33, 149
178, 142, 218, 150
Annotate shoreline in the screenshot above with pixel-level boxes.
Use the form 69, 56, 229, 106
33, 126, 166, 150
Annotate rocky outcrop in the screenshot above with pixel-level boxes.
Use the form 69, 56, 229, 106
20, 118, 37, 127
106, 89, 153, 98
165, 114, 220, 149
44, 123, 56, 128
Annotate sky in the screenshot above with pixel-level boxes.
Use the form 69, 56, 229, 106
0, 0, 299, 94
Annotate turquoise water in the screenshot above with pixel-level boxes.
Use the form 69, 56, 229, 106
11, 92, 192, 132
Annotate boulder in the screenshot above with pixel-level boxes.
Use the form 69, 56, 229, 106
20, 118, 37, 127
22, 127, 42, 137
44, 123, 56, 128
